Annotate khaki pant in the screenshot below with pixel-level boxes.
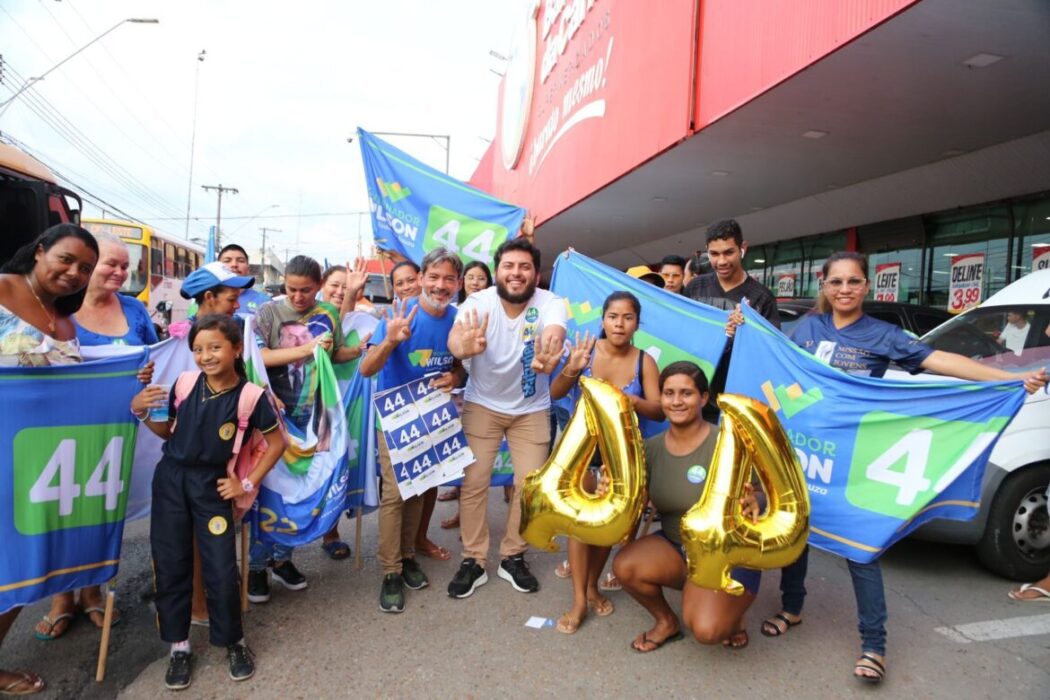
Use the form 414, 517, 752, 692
459, 402, 550, 566
377, 432, 423, 575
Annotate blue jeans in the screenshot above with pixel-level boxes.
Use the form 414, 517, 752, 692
249, 537, 295, 573
779, 546, 887, 656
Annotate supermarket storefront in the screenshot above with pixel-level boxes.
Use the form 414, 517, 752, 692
472, 0, 1050, 312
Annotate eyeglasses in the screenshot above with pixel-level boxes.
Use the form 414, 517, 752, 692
824, 277, 867, 289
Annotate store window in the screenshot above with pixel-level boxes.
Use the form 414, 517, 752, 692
858, 217, 925, 305
801, 232, 846, 298
1012, 195, 1050, 277
744, 244, 770, 286
925, 206, 1011, 312
768, 241, 803, 298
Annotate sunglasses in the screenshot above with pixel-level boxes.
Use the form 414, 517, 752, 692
824, 277, 867, 289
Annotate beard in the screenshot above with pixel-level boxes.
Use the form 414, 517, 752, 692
496, 276, 537, 305
420, 289, 450, 312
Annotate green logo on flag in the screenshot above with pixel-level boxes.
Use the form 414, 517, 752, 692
761, 380, 824, 419
377, 177, 411, 203
424, 205, 508, 266
13, 424, 137, 535
846, 411, 1006, 519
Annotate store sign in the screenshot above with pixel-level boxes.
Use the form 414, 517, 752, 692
489, 0, 696, 222
776, 273, 796, 298
948, 253, 984, 314
874, 262, 901, 302
1033, 245, 1050, 273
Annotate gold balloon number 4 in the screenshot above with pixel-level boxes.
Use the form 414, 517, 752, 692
519, 377, 647, 550
680, 394, 810, 595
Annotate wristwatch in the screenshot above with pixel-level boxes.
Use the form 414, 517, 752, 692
241, 478, 255, 494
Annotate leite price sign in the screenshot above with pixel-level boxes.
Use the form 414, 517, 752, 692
776, 273, 796, 298
948, 253, 984, 314
874, 262, 901, 302
1033, 245, 1050, 273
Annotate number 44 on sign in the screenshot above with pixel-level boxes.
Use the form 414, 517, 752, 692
14, 425, 136, 535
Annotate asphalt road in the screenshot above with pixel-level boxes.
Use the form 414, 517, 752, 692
2, 496, 1048, 699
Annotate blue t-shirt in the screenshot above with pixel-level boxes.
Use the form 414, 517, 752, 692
74, 294, 158, 346
790, 312, 933, 378
370, 298, 457, 391
238, 288, 271, 317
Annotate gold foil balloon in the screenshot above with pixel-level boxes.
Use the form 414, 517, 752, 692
680, 394, 810, 595
519, 376, 647, 550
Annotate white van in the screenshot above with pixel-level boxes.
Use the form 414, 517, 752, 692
891, 269, 1050, 580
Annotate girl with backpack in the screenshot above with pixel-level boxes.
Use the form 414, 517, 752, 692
131, 314, 285, 690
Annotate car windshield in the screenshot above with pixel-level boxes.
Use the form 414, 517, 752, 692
921, 305, 1050, 371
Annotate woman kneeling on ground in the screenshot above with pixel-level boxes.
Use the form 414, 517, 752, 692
613, 361, 763, 652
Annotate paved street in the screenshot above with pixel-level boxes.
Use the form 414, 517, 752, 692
3, 494, 1048, 700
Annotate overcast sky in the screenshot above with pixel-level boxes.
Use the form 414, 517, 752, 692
1, 0, 519, 263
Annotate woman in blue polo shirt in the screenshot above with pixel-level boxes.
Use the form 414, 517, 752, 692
730, 251, 1048, 685
73, 234, 157, 347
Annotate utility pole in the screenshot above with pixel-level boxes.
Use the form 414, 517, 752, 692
184, 49, 206, 238
200, 183, 238, 248
259, 227, 281, 285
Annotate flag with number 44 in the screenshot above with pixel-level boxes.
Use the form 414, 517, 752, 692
726, 304, 1029, 563
0, 351, 147, 613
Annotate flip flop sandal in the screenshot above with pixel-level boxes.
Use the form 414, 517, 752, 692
631, 630, 684, 653
418, 543, 451, 561
81, 606, 122, 630
598, 572, 622, 592
321, 540, 351, 560
761, 613, 802, 637
33, 613, 75, 641
0, 671, 45, 696
588, 597, 615, 617
440, 514, 460, 530
1007, 583, 1050, 602
721, 630, 749, 649
854, 654, 886, 684
557, 613, 584, 635
554, 560, 572, 579
437, 489, 459, 502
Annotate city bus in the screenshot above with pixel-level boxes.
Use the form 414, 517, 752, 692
81, 218, 204, 325
0, 142, 82, 264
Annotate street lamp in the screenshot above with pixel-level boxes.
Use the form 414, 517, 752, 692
184, 49, 207, 238
0, 18, 159, 111
347, 131, 451, 174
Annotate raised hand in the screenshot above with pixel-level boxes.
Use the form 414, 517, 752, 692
562, 330, 595, 377
531, 333, 564, 374
346, 257, 369, 297
384, 299, 419, 345
458, 308, 489, 358
520, 212, 536, 243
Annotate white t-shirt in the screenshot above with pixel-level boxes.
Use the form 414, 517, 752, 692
1000, 322, 1030, 355
457, 286, 567, 414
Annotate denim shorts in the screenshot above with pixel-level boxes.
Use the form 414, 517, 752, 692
656, 529, 762, 595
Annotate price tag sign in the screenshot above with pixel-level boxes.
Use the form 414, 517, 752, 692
374, 376, 474, 500
948, 253, 984, 314
776, 273, 796, 298
874, 262, 900, 302
1033, 245, 1050, 273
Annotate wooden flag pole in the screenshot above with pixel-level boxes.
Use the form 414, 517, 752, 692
94, 588, 116, 682
240, 523, 250, 612
354, 509, 364, 571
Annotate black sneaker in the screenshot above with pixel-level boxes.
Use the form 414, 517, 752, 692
227, 642, 255, 682
400, 558, 428, 591
247, 570, 270, 604
164, 651, 192, 690
271, 560, 308, 591
499, 554, 539, 593
447, 558, 488, 599
380, 573, 405, 613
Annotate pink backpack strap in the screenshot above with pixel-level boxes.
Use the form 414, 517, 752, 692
230, 383, 266, 465
173, 370, 201, 410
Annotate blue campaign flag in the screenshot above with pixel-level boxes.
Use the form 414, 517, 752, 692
357, 128, 525, 267
206, 225, 217, 263
0, 352, 147, 613
549, 250, 729, 381
725, 304, 1028, 562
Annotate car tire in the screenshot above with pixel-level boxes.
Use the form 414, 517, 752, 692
976, 463, 1050, 580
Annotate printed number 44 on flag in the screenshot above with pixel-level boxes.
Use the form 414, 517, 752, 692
846, 411, 1004, 518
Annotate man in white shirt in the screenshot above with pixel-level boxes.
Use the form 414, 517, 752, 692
446, 238, 566, 598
